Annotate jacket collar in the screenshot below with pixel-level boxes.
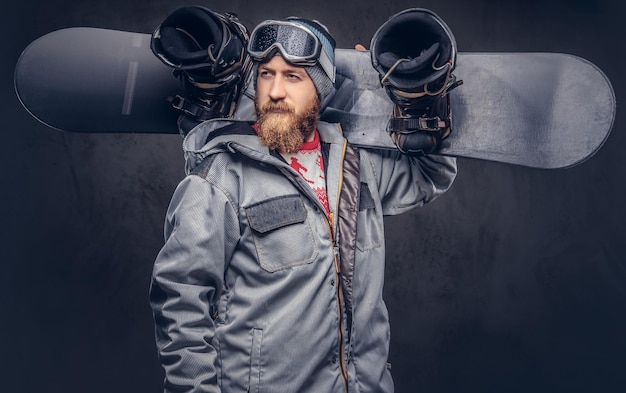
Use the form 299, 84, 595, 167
183, 119, 345, 172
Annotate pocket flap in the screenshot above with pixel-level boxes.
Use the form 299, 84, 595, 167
245, 195, 307, 233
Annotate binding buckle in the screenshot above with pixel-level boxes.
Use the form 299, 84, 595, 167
389, 116, 447, 133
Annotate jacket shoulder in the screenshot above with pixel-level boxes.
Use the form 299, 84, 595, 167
190, 154, 219, 179
188, 121, 257, 178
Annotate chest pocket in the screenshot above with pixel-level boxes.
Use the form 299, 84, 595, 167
245, 195, 318, 272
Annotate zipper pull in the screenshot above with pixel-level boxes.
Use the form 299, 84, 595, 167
333, 243, 341, 274
328, 212, 336, 239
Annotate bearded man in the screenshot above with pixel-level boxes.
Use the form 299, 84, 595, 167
150, 16, 457, 393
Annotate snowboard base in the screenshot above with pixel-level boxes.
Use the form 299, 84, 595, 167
15, 27, 616, 169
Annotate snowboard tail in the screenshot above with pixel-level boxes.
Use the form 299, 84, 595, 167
15, 28, 181, 134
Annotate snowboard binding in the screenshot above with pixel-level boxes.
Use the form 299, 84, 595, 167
371, 8, 463, 156
151, 6, 253, 134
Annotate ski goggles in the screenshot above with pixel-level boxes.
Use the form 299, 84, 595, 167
248, 20, 335, 83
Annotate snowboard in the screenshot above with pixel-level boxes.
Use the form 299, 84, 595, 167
15, 27, 616, 169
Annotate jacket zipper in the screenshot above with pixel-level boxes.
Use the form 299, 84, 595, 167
332, 242, 349, 393
277, 141, 350, 393
334, 141, 349, 393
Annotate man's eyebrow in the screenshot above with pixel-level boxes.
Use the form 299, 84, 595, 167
283, 67, 310, 79
260, 64, 308, 76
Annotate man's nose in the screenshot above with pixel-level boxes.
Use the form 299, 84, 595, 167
269, 78, 287, 100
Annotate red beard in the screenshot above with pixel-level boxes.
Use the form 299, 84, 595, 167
255, 97, 320, 154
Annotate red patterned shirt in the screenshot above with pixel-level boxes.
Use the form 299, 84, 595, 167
280, 131, 329, 213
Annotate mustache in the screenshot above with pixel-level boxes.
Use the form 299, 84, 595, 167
260, 102, 295, 114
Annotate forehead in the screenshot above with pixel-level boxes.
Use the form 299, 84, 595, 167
259, 55, 310, 77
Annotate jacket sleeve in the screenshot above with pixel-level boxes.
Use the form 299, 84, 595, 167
362, 149, 457, 216
149, 174, 240, 393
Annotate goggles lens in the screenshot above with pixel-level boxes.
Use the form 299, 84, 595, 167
249, 22, 320, 62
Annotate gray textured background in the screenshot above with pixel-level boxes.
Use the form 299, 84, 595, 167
2, 0, 624, 392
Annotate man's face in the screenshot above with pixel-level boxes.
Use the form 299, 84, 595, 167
254, 55, 320, 154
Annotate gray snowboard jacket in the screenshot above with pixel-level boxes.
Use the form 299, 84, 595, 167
150, 119, 457, 393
